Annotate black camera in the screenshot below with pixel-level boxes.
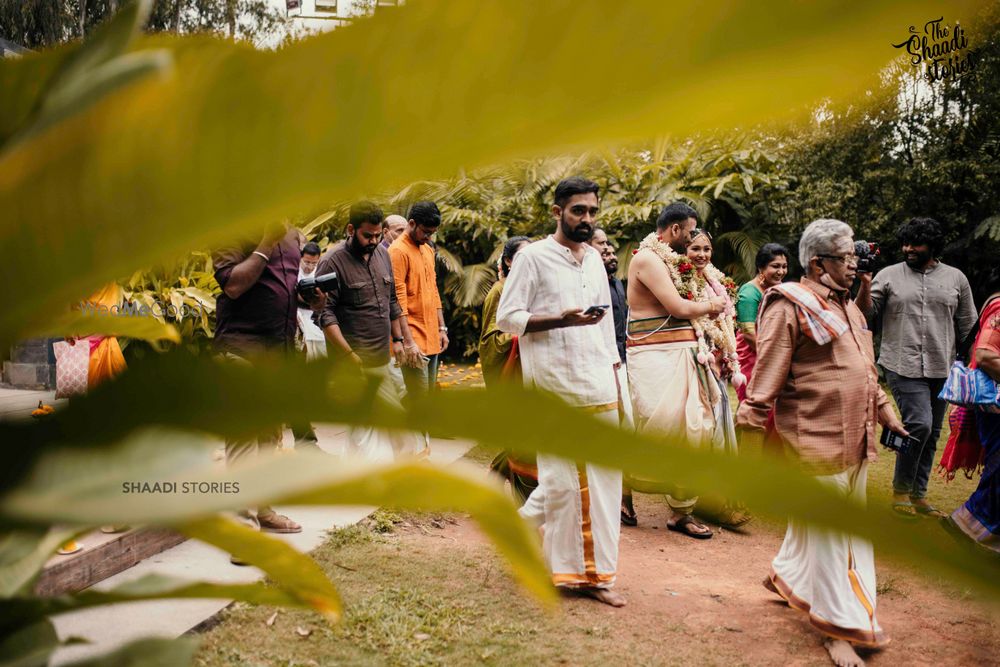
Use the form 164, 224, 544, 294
296, 271, 338, 295
854, 240, 880, 274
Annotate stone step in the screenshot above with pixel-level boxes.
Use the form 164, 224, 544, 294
35, 528, 188, 597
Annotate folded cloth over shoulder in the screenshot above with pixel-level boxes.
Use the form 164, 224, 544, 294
762, 283, 848, 345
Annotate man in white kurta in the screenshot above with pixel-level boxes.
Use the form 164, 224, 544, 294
496, 177, 625, 607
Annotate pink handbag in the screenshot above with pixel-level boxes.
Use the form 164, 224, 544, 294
53, 340, 89, 398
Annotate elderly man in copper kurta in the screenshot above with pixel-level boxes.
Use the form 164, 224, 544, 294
737, 219, 907, 667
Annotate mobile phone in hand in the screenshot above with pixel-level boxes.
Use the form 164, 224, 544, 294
584, 304, 610, 315
880, 428, 918, 455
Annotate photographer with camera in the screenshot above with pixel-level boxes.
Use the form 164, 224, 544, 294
313, 201, 422, 461
212, 223, 328, 546
855, 217, 977, 520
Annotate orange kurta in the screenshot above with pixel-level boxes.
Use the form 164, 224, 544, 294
388, 233, 443, 355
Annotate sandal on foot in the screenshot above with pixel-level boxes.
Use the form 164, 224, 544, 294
913, 503, 947, 518
667, 514, 713, 539
718, 503, 753, 530
257, 511, 302, 534
891, 501, 919, 520
620, 495, 637, 527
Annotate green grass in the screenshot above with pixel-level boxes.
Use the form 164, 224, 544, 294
194, 514, 638, 667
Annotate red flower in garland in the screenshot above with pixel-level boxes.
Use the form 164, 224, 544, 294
686, 291, 695, 300
678, 261, 694, 274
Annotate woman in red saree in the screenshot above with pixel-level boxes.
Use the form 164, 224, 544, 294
940, 283, 1000, 554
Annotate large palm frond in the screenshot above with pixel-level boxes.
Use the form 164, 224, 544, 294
443, 263, 497, 308
716, 228, 766, 282
434, 245, 464, 275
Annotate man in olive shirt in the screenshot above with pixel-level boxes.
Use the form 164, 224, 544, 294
314, 201, 420, 460
856, 217, 976, 518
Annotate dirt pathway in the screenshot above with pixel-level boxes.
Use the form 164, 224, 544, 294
418, 492, 999, 666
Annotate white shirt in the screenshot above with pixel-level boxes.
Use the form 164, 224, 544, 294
297, 268, 327, 342
497, 236, 619, 407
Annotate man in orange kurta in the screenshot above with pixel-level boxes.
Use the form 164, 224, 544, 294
388, 201, 448, 397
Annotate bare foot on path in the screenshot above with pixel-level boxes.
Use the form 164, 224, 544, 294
566, 587, 627, 607
825, 639, 865, 667
762, 575, 780, 597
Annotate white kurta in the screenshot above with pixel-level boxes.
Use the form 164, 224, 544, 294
497, 235, 622, 588
497, 236, 620, 407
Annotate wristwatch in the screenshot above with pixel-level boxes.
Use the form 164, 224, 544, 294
439, 326, 448, 333
392, 337, 404, 343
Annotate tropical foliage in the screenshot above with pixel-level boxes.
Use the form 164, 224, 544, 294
773, 2, 1000, 305
0, 0, 288, 47
1, 1, 998, 665
295, 141, 788, 357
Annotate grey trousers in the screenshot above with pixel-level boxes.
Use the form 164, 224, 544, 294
885, 369, 948, 500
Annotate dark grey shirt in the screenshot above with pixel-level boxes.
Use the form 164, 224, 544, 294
314, 241, 402, 367
213, 228, 301, 356
609, 275, 627, 364
868, 261, 976, 378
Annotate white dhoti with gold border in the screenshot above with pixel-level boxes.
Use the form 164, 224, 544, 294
537, 406, 622, 589
768, 461, 888, 648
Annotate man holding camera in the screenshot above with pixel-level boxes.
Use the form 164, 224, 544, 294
213, 224, 327, 538
856, 217, 976, 519
314, 201, 421, 460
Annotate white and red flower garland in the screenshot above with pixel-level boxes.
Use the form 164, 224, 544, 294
637, 232, 745, 387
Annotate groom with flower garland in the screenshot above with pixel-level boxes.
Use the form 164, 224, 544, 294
625, 202, 728, 539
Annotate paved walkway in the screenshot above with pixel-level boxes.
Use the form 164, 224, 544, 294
47, 425, 474, 664
0, 386, 63, 422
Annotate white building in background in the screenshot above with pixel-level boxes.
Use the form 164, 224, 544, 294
283, 0, 402, 37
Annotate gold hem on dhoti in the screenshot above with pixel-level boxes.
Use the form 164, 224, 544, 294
768, 569, 890, 648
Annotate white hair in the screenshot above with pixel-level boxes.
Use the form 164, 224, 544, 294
798, 219, 854, 270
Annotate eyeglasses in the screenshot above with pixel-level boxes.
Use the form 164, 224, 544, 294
817, 254, 858, 266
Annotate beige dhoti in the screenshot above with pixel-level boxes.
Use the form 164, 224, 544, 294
344, 363, 425, 462
626, 317, 718, 513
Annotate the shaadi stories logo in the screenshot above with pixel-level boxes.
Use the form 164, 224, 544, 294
892, 17, 978, 83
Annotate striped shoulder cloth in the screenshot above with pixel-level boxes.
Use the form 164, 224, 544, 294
758, 282, 849, 345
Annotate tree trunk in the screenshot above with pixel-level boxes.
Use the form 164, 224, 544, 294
226, 0, 236, 39
79, 0, 87, 38
173, 0, 182, 33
